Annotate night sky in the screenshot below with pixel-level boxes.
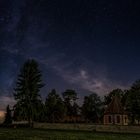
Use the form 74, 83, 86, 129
0, 0, 140, 110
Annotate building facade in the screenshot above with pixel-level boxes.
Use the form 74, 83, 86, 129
103, 96, 128, 125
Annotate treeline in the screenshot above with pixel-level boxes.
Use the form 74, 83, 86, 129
4, 59, 140, 126
13, 89, 103, 123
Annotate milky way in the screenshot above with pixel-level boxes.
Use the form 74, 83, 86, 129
0, 0, 140, 110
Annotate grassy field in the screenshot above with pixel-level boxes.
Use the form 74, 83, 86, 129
0, 128, 140, 140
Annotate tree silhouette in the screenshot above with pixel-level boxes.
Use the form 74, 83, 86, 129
45, 89, 66, 122
13, 59, 44, 127
82, 93, 103, 123
62, 89, 78, 117
126, 80, 140, 124
3, 105, 12, 125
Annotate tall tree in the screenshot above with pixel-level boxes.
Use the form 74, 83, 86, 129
13, 59, 44, 127
82, 93, 103, 123
72, 102, 80, 116
3, 105, 12, 125
62, 89, 78, 116
33, 100, 46, 122
126, 80, 140, 124
45, 89, 66, 122
62, 89, 78, 104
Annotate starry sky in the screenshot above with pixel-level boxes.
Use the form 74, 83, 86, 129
0, 0, 140, 110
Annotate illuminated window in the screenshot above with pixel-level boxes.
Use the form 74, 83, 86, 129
108, 116, 112, 123
117, 116, 120, 123
124, 116, 127, 123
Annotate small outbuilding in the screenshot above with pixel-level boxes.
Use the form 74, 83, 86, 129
103, 96, 128, 125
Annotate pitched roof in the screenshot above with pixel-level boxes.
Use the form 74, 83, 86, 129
104, 96, 124, 114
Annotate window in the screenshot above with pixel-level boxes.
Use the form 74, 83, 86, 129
124, 116, 127, 123
108, 116, 112, 123
116, 116, 120, 123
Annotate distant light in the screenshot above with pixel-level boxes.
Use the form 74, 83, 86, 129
0, 111, 5, 117
0, 111, 5, 121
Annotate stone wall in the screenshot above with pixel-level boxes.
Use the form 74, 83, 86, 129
96, 125, 140, 134
34, 123, 140, 134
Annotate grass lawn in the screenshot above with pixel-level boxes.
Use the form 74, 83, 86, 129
0, 128, 140, 140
